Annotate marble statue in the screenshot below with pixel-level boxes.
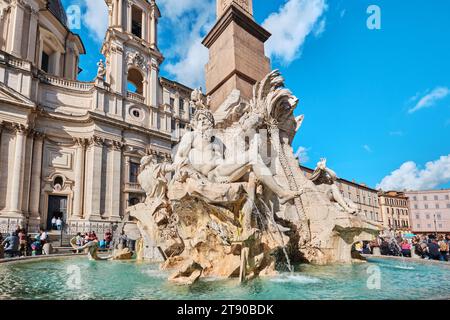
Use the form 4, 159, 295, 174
127, 70, 381, 284
96, 59, 106, 80
309, 158, 359, 214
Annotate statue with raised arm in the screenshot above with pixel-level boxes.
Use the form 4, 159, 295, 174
309, 158, 358, 214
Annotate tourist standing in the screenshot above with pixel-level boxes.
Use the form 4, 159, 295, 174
2, 232, 20, 258
104, 230, 112, 248
51, 216, 57, 230
438, 236, 448, 262
400, 240, 411, 257
18, 229, 27, 257
56, 217, 63, 231
427, 239, 441, 260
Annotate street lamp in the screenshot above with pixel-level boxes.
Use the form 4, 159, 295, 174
433, 213, 438, 237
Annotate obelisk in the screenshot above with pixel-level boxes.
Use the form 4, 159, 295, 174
203, 0, 271, 111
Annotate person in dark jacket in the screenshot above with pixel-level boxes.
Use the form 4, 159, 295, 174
2, 232, 20, 258
427, 240, 441, 260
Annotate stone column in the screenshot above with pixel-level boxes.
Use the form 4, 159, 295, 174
126, 0, 132, 33
29, 132, 44, 217
27, 8, 38, 62
150, 60, 159, 107
150, 6, 157, 49
109, 141, 122, 219
73, 138, 87, 219
142, 12, 147, 42
53, 51, 61, 76
9, 125, 27, 214
8, 3, 24, 57
108, 4, 113, 27
118, 0, 123, 29
84, 136, 104, 220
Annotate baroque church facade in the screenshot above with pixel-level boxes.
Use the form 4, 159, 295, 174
0, 0, 194, 233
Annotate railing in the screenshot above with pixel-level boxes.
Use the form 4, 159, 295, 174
38, 72, 94, 91
0, 51, 31, 71
127, 91, 145, 104
62, 221, 116, 237
0, 217, 24, 235
124, 182, 145, 193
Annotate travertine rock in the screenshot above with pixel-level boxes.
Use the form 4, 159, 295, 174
128, 70, 380, 283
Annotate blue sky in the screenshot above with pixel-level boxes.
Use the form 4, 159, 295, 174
62, 0, 450, 191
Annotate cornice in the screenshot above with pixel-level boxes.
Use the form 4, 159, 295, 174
202, 3, 271, 48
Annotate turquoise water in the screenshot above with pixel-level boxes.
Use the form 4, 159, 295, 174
0, 256, 449, 300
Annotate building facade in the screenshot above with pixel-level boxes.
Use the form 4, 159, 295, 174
406, 189, 450, 234
378, 191, 411, 232
0, 0, 192, 234
300, 166, 382, 225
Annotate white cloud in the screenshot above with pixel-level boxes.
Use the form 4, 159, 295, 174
363, 145, 372, 153
159, 0, 215, 88
408, 87, 450, 114
377, 155, 450, 191
81, 0, 108, 42
340, 9, 346, 18
294, 146, 310, 164
262, 0, 327, 65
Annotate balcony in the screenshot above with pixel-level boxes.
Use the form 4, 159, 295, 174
127, 91, 145, 104
124, 182, 145, 193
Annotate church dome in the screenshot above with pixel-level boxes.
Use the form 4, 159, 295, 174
47, 0, 68, 28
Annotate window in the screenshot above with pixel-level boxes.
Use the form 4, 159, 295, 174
413, 196, 417, 201
417, 224, 420, 228
436, 204, 440, 209
414, 204, 418, 209
41, 51, 50, 73
129, 162, 140, 183
426, 214, 430, 219
446, 195, 449, 200
386, 208, 389, 214
131, 6, 143, 38
427, 224, 431, 228
179, 99, 184, 115
439, 224, 443, 228
425, 204, 428, 209
434, 195, 438, 201
423, 196, 427, 201
437, 214, 441, 219
447, 203, 450, 209
170, 98, 175, 108
415, 214, 419, 219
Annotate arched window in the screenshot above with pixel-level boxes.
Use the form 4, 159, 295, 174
127, 68, 144, 95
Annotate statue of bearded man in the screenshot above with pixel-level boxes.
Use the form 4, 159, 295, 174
173, 107, 301, 204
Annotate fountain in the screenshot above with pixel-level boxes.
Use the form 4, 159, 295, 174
126, 70, 383, 284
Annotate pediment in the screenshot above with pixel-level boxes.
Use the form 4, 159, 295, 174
0, 82, 35, 108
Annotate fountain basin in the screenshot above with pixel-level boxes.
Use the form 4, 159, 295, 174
0, 256, 448, 300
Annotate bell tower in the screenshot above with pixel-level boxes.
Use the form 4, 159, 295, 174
203, 0, 271, 111
102, 0, 163, 107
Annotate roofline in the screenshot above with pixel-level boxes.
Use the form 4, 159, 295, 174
299, 165, 379, 192
43, 4, 86, 55
160, 76, 194, 93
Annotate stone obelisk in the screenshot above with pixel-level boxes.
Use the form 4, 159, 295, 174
203, 0, 271, 111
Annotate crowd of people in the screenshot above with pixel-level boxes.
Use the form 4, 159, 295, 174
0, 228, 49, 258
74, 230, 114, 250
0, 228, 123, 259
355, 233, 450, 262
